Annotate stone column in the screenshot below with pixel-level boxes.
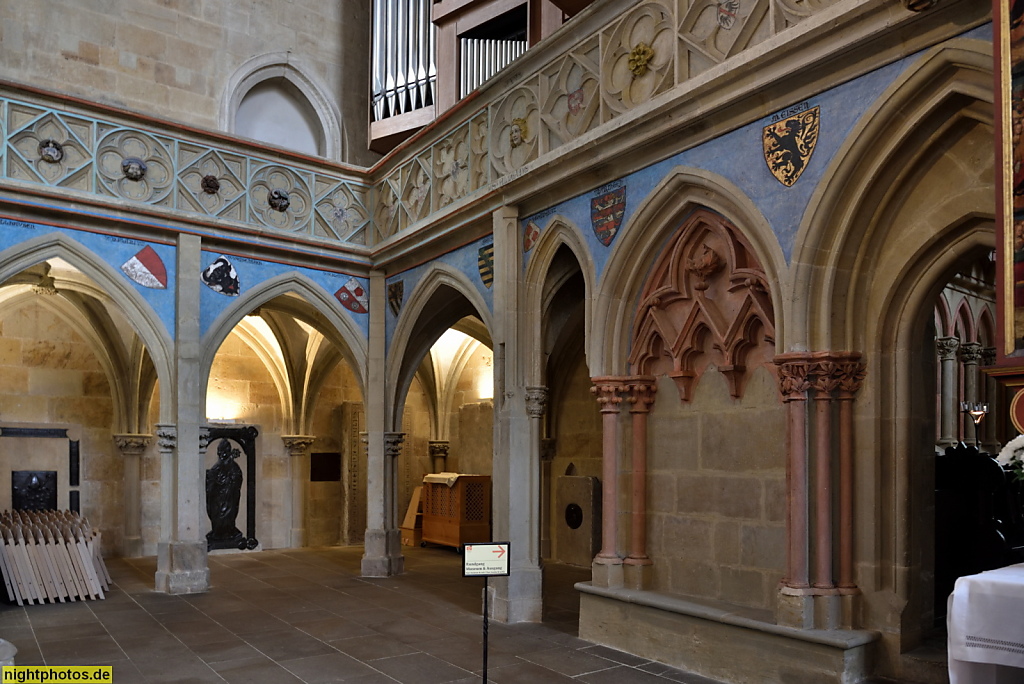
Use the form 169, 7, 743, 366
114, 433, 152, 558
624, 377, 656, 574
776, 354, 812, 628
155, 425, 176, 549
156, 232, 209, 595
591, 377, 625, 588
810, 357, 838, 592
959, 342, 983, 447
539, 437, 556, 560
490, 204, 542, 623
834, 356, 865, 592
935, 337, 960, 448
384, 432, 406, 574
362, 269, 400, 577
283, 435, 315, 548
982, 348, 1000, 453
428, 441, 450, 473
525, 386, 548, 567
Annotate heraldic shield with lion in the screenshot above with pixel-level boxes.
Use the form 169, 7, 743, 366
762, 106, 820, 187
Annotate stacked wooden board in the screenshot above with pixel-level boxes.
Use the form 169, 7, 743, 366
0, 510, 110, 605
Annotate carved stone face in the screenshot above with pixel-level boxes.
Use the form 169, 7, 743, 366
510, 123, 523, 148
122, 157, 147, 181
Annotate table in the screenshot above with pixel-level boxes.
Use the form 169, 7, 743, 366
948, 563, 1024, 683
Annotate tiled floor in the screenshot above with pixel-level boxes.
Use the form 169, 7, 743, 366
0, 546, 725, 683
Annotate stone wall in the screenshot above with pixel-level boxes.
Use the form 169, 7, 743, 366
0, 0, 374, 165
646, 367, 786, 610
0, 302, 121, 554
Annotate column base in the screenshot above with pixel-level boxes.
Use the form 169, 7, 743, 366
290, 527, 306, 548
122, 536, 143, 559
491, 565, 542, 623
592, 558, 624, 589
777, 586, 849, 629
155, 541, 209, 594
623, 561, 652, 590
361, 529, 404, 577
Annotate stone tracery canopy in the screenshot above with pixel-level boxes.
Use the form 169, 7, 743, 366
628, 208, 775, 400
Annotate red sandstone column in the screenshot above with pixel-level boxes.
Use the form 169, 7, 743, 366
592, 377, 626, 564
625, 377, 657, 565
835, 355, 865, 590
776, 355, 812, 588
810, 356, 838, 590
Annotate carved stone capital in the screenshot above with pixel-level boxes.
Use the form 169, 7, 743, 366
282, 435, 316, 457
428, 441, 450, 460
775, 354, 812, 402
982, 347, 997, 367
626, 376, 657, 413
935, 337, 960, 361
525, 386, 549, 419
113, 433, 152, 457
155, 424, 177, 451
198, 426, 211, 452
384, 432, 405, 458
959, 342, 983, 366
835, 359, 867, 399
809, 359, 841, 398
591, 376, 626, 413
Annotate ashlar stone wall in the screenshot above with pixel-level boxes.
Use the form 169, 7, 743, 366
646, 367, 786, 611
0, 302, 121, 554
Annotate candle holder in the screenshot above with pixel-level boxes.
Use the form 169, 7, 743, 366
960, 402, 989, 451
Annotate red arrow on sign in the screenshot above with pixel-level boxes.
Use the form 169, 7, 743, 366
492, 547, 506, 559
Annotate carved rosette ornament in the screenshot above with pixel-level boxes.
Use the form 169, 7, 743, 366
602, 2, 674, 114
155, 424, 177, 452
384, 432, 405, 458
113, 434, 153, 457
282, 435, 316, 457
628, 42, 654, 77
525, 386, 549, 419
250, 165, 310, 231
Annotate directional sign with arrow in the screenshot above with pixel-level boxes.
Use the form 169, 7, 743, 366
462, 542, 511, 577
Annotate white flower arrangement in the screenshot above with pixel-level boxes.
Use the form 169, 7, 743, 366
996, 434, 1024, 483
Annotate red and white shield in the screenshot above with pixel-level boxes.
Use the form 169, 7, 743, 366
523, 221, 540, 253
121, 245, 168, 289
334, 277, 368, 314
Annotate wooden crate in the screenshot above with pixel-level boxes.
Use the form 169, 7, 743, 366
421, 475, 490, 549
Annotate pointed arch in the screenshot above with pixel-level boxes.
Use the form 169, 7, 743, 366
978, 306, 996, 349
592, 167, 785, 377
952, 297, 976, 343
222, 52, 344, 159
199, 272, 369, 413
934, 292, 953, 338
791, 39, 993, 352
523, 216, 596, 385
387, 263, 493, 430
0, 232, 174, 428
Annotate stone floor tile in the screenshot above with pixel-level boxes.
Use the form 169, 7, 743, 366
369, 652, 475, 683
519, 646, 622, 677
330, 634, 420, 662
280, 651, 382, 682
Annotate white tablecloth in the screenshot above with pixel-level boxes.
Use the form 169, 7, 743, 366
948, 563, 1024, 683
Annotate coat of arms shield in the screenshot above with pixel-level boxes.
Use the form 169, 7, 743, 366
334, 277, 368, 314
478, 243, 494, 289
387, 281, 404, 317
591, 186, 626, 246
762, 106, 820, 187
